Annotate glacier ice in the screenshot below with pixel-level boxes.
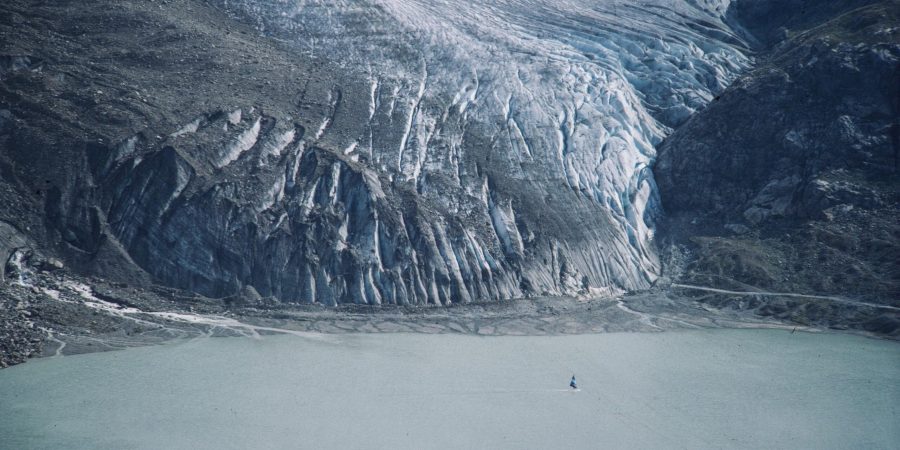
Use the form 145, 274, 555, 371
98, 0, 753, 304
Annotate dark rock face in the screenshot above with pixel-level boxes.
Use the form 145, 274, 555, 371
0, 228, 44, 368
0, 221, 29, 284
658, 2, 899, 224
725, 0, 880, 48
655, 1, 900, 302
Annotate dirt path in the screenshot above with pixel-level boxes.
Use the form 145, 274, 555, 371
671, 284, 900, 312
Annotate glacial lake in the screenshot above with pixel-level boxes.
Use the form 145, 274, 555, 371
1, 329, 898, 449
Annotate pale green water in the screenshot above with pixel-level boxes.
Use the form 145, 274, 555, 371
1, 329, 898, 449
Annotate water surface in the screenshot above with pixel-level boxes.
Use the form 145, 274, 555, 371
1, 329, 898, 449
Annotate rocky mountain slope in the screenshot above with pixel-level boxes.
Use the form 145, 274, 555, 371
0, 0, 897, 350
2, 0, 752, 305
655, 0, 900, 317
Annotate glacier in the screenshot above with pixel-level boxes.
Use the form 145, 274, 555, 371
89, 0, 752, 304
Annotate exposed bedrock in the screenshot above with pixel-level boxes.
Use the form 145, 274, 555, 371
655, 1, 900, 302
657, 0, 899, 225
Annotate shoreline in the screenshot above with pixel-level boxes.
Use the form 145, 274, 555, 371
2, 267, 897, 368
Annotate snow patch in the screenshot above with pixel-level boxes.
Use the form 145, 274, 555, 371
215, 118, 261, 168
227, 109, 242, 125
170, 118, 201, 138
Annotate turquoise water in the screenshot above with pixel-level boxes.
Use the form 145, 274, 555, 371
1, 329, 898, 449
